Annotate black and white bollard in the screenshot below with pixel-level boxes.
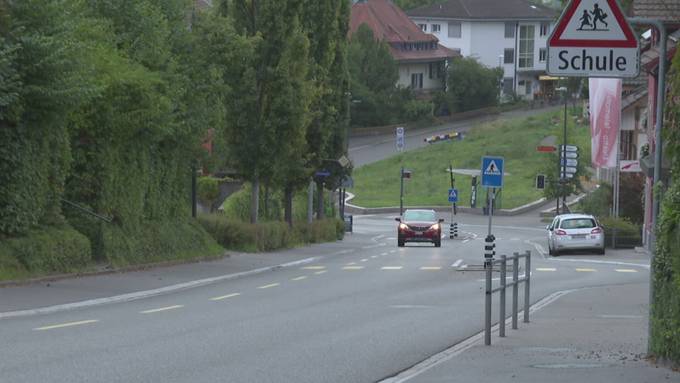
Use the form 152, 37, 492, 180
449, 222, 458, 239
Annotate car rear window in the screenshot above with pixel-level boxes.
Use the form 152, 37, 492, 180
404, 211, 436, 222
560, 218, 596, 229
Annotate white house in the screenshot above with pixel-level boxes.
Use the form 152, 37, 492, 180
406, 0, 558, 100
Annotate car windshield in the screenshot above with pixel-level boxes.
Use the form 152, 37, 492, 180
561, 218, 596, 229
404, 211, 436, 222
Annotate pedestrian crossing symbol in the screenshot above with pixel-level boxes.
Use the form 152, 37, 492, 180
448, 188, 458, 203
481, 156, 504, 188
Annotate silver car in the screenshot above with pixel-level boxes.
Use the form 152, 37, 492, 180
547, 214, 605, 256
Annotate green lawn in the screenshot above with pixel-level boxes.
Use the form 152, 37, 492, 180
351, 108, 592, 209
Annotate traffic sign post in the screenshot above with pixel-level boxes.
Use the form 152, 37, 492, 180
480, 156, 504, 267
547, 0, 640, 78
448, 189, 459, 203
396, 127, 405, 152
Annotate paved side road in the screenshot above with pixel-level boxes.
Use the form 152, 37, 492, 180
392, 282, 680, 383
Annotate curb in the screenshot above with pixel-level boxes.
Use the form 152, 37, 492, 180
0, 256, 319, 320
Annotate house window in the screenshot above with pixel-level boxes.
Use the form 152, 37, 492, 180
418, 23, 427, 32
503, 78, 514, 94
432, 24, 441, 33
525, 80, 532, 95
540, 22, 550, 37
504, 48, 514, 64
448, 22, 461, 38
505, 22, 516, 38
411, 73, 423, 89
518, 25, 535, 68
539, 48, 547, 62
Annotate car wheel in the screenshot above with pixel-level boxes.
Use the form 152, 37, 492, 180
434, 240, 441, 248
597, 247, 605, 255
398, 240, 405, 247
548, 244, 554, 256
553, 248, 559, 257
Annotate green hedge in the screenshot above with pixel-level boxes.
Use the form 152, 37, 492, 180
651, 180, 680, 365
0, 226, 92, 281
198, 214, 343, 252
599, 217, 642, 248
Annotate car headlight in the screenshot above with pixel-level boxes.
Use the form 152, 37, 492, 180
399, 223, 408, 230
430, 223, 440, 231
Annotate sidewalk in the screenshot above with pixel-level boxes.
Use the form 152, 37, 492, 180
405, 283, 679, 383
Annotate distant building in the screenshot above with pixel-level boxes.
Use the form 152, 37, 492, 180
350, 0, 459, 92
406, 0, 557, 100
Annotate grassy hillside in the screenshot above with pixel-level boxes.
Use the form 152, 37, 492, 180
351, 107, 591, 209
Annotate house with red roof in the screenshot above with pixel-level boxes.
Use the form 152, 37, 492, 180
350, 0, 459, 92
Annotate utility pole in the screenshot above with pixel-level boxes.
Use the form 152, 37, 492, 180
400, 166, 404, 216
562, 88, 568, 213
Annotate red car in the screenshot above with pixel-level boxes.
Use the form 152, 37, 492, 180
395, 209, 443, 247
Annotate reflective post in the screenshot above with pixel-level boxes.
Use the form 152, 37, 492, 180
512, 253, 519, 330
500, 255, 507, 337
485, 258, 492, 346
524, 251, 531, 323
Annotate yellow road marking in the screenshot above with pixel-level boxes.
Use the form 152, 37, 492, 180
343, 266, 364, 270
140, 305, 184, 314
302, 266, 325, 270
210, 293, 241, 301
616, 269, 638, 273
420, 266, 442, 271
34, 320, 98, 331
315, 270, 327, 275
536, 268, 557, 272
575, 268, 597, 272
381, 266, 403, 270
257, 283, 280, 289
291, 276, 308, 281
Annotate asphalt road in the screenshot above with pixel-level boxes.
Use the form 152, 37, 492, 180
0, 213, 650, 383
348, 105, 562, 167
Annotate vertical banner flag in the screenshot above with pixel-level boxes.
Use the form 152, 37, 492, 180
589, 78, 621, 168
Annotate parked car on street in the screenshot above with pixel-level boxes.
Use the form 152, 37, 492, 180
396, 209, 443, 247
547, 213, 605, 256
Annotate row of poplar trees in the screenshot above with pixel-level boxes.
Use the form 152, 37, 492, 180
0, 0, 350, 252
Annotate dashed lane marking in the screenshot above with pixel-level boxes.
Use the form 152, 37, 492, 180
575, 268, 597, 272
361, 259, 368, 262
257, 283, 280, 289
34, 319, 98, 331
291, 276, 308, 281
389, 250, 397, 254
314, 270, 327, 275
615, 269, 638, 273
462, 239, 470, 243
140, 305, 184, 314
371, 255, 378, 259
535, 268, 557, 272
420, 266, 442, 271
381, 253, 388, 256
210, 293, 241, 301
346, 262, 357, 266
381, 266, 403, 270
451, 259, 463, 268
302, 266, 325, 270
343, 266, 364, 270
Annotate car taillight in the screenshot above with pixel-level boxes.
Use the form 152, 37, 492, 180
555, 229, 567, 236
591, 227, 602, 234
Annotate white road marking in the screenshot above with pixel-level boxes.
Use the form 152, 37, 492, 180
548, 258, 650, 269
615, 269, 638, 273
389, 250, 397, 254
302, 266, 325, 270
420, 266, 442, 271
140, 305, 184, 314
451, 259, 463, 268
361, 259, 368, 262
535, 268, 557, 272
210, 293, 241, 301
575, 268, 597, 272
346, 262, 357, 266
460, 264, 468, 269
34, 319, 98, 331
314, 270, 327, 275
382, 266, 403, 270
381, 253, 388, 256
291, 276, 308, 281
462, 239, 470, 243
371, 255, 378, 258
257, 283, 280, 289
343, 266, 364, 270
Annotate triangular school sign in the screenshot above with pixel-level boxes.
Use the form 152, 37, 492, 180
547, 0, 639, 78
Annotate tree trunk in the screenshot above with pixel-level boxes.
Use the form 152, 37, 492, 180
316, 180, 324, 220
250, 177, 260, 224
263, 183, 269, 220
284, 185, 293, 227
307, 180, 314, 223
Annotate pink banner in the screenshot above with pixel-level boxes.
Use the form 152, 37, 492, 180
589, 78, 622, 168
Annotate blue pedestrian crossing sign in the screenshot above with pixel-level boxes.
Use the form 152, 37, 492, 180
481, 156, 504, 188
448, 188, 459, 203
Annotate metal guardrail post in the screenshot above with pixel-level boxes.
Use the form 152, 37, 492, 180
499, 255, 507, 338
485, 258, 492, 346
524, 250, 531, 323
512, 253, 519, 330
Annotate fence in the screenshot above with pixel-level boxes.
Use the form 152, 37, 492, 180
484, 251, 531, 346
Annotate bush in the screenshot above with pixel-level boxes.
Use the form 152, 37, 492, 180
599, 216, 641, 248
197, 176, 221, 205
575, 184, 612, 218
0, 226, 92, 281
198, 214, 343, 252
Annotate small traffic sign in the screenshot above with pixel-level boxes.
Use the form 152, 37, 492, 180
564, 173, 575, 179
396, 127, 405, 152
562, 151, 579, 159
561, 158, 578, 167
481, 156, 504, 189
564, 166, 578, 174
315, 170, 331, 178
536, 174, 546, 190
448, 188, 459, 203
561, 145, 579, 152
547, 0, 639, 78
